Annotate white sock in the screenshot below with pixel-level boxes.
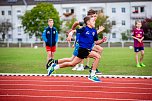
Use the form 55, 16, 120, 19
54, 64, 60, 70
90, 70, 96, 76
80, 64, 83, 67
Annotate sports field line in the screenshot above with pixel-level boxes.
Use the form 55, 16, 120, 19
0, 94, 151, 101
0, 88, 151, 95
0, 79, 152, 85
0, 73, 152, 79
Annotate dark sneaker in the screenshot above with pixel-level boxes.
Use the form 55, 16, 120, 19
46, 58, 54, 69
96, 69, 102, 75
47, 63, 56, 76
88, 75, 101, 82
89, 69, 102, 75
84, 65, 90, 69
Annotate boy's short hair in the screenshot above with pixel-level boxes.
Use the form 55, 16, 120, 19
48, 19, 53, 22
84, 16, 90, 25
87, 9, 96, 16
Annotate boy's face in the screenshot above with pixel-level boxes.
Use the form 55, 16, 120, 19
136, 22, 142, 28
90, 13, 97, 21
87, 18, 95, 28
48, 20, 54, 27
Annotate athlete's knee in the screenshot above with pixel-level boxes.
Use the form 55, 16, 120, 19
95, 54, 101, 60
69, 62, 77, 67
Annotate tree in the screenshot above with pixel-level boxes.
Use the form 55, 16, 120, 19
0, 20, 13, 41
95, 12, 112, 38
21, 3, 61, 39
121, 30, 132, 41
141, 18, 152, 40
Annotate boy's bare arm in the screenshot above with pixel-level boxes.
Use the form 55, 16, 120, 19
95, 36, 107, 45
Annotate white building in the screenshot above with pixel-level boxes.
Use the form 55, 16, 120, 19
0, 0, 152, 42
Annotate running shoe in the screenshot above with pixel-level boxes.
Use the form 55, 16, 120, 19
136, 63, 141, 67
46, 58, 54, 69
140, 63, 146, 67
72, 64, 79, 71
84, 65, 90, 69
96, 69, 102, 75
47, 63, 56, 76
88, 75, 101, 82
76, 65, 84, 71
89, 69, 102, 75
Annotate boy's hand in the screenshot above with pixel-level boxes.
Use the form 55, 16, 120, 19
99, 26, 105, 32
66, 35, 72, 42
137, 39, 142, 43
102, 36, 107, 42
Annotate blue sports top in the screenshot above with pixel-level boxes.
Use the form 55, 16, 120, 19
42, 26, 58, 46
76, 26, 98, 50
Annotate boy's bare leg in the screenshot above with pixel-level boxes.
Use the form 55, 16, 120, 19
140, 50, 144, 63
135, 52, 139, 64
88, 51, 101, 70
58, 55, 75, 64
59, 57, 83, 68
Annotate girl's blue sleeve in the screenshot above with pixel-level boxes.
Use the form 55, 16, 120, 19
42, 29, 47, 42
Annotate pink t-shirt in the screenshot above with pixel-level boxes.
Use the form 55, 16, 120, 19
132, 28, 144, 47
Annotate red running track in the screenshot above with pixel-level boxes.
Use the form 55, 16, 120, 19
0, 76, 152, 101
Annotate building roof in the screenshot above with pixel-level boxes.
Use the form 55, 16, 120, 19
0, 0, 151, 6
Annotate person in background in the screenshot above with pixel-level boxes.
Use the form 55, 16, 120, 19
42, 19, 58, 69
132, 20, 146, 67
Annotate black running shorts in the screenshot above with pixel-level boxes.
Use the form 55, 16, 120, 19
77, 48, 91, 59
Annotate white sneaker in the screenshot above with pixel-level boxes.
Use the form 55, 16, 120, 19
72, 64, 79, 71
76, 65, 84, 71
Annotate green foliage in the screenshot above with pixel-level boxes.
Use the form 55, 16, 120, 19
95, 13, 112, 38
121, 30, 132, 41
61, 18, 77, 33
21, 3, 60, 39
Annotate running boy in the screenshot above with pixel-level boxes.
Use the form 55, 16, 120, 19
132, 20, 146, 67
48, 16, 106, 82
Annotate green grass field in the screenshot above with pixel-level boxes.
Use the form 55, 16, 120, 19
0, 47, 152, 76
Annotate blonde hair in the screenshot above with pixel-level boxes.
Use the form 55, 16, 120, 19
135, 20, 141, 25
48, 19, 53, 22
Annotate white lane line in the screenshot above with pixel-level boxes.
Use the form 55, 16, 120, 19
0, 94, 151, 101
0, 73, 152, 79
0, 79, 152, 85
0, 84, 152, 90
0, 88, 152, 95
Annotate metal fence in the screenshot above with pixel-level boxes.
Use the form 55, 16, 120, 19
0, 41, 152, 48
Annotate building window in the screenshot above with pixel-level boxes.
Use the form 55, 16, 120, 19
2, 11, 5, 15
18, 38, 22, 42
82, 14, 86, 19
122, 20, 125, 25
122, 8, 125, 13
63, 8, 74, 17
133, 7, 138, 13
112, 33, 116, 38
8, 34, 12, 39
82, 8, 86, 12
18, 27, 21, 32
140, 7, 144, 13
112, 8, 116, 13
8, 10, 11, 15
112, 21, 116, 25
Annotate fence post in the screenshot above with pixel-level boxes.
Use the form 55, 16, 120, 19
7, 42, 9, 48
19, 42, 21, 48
122, 41, 124, 48
150, 42, 152, 48
108, 41, 110, 48
31, 42, 33, 48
